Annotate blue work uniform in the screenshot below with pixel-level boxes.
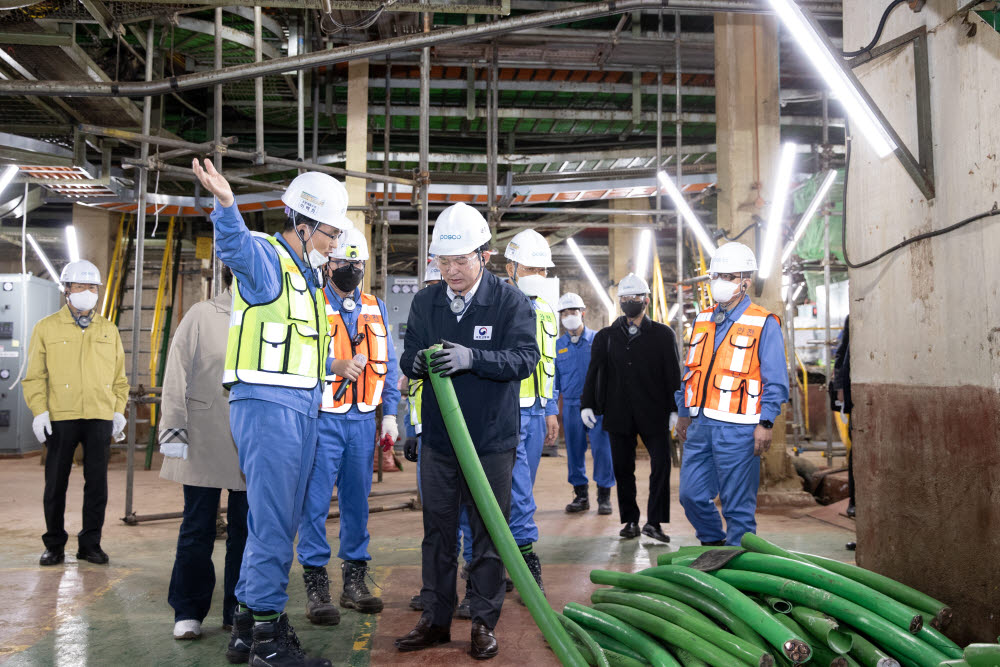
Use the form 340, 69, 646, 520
212, 203, 323, 613
555, 327, 615, 489
297, 286, 400, 567
676, 295, 789, 545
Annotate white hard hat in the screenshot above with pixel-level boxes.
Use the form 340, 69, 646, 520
424, 258, 442, 282
557, 292, 586, 311
618, 273, 650, 297
60, 259, 102, 285
281, 172, 353, 231
428, 203, 492, 256
708, 241, 757, 274
504, 229, 554, 268
329, 227, 369, 261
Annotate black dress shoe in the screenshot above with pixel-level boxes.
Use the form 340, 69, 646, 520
40, 549, 64, 566
470, 622, 498, 660
700, 539, 727, 547
641, 523, 670, 543
76, 547, 109, 564
394, 616, 450, 652
619, 522, 640, 539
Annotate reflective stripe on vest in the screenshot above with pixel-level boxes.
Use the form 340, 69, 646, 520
223, 235, 327, 390
408, 379, 423, 435
519, 297, 558, 409
321, 292, 389, 413
682, 303, 778, 425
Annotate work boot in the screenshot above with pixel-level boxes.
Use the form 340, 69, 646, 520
341, 560, 383, 613
408, 594, 424, 611
249, 613, 331, 667
521, 551, 545, 598
700, 539, 726, 547
455, 580, 472, 619
225, 609, 253, 664
596, 487, 613, 515
302, 567, 340, 626
565, 485, 590, 513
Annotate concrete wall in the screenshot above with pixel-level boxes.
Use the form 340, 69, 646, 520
844, 0, 1000, 643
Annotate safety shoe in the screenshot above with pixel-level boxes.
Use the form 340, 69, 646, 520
225, 609, 253, 664
249, 613, 331, 667
619, 522, 640, 539
565, 485, 590, 513
596, 487, 612, 515
341, 560, 383, 613
521, 552, 545, 598
39, 549, 64, 566
641, 522, 670, 543
409, 594, 424, 611
303, 567, 340, 626
76, 547, 109, 564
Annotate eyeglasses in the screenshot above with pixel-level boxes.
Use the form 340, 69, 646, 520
620, 296, 645, 304
710, 272, 742, 282
330, 258, 364, 269
313, 226, 342, 241
436, 253, 479, 270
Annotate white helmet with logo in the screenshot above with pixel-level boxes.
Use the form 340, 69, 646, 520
428, 203, 492, 256
281, 172, 353, 230
708, 241, 757, 275
504, 229, 554, 268
329, 227, 369, 261
557, 292, 586, 312
59, 259, 102, 285
424, 258, 442, 282
617, 273, 650, 297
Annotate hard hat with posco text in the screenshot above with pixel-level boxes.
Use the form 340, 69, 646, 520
557, 292, 586, 311
617, 273, 650, 297
281, 172, 353, 231
60, 259, 102, 285
329, 227, 369, 261
504, 229, 554, 268
428, 202, 492, 256
708, 241, 757, 274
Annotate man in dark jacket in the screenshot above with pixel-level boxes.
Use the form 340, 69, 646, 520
831, 315, 853, 517
581, 272, 681, 542
395, 202, 539, 661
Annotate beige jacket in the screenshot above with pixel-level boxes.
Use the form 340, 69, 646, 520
158, 291, 245, 490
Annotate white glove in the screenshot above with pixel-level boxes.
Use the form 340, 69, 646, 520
112, 412, 127, 438
669, 412, 679, 432
160, 442, 189, 460
381, 415, 399, 443
33, 411, 52, 443
581, 408, 597, 429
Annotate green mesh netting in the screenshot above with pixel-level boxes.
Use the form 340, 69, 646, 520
790, 168, 845, 264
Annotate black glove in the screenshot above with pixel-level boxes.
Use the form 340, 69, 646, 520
411, 349, 429, 378
403, 438, 419, 462
429, 340, 474, 377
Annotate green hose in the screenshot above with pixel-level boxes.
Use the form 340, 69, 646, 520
788, 606, 854, 654
592, 602, 754, 667
765, 596, 794, 614
424, 348, 586, 667
710, 570, 951, 666
641, 565, 812, 663
559, 613, 612, 667
565, 602, 682, 667
842, 629, 900, 667
964, 643, 1000, 667
580, 627, 648, 664
591, 589, 774, 667
674, 648, 711, 667
937, 662, 971, 667
656, 546, 741, 565
593, 570, 767, 649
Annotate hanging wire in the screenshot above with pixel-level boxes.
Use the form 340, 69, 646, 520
320, 0, 397, 34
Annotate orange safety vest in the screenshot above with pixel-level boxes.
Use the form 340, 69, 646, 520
682, 302, 780, 425
321, 292, 389, 414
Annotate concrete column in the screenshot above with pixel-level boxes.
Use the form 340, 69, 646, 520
345, 59, 371, 290
608, 198, 649, 307
845, 0, 1000, 643
72, 204, 115, 281
714, 13, 800, 492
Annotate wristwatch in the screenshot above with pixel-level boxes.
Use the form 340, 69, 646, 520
759, 419, 774, 429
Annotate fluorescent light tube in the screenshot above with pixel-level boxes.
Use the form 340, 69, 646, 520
758, 142, 798, 280
65, 225, 80, 262
657, 171, 716, 257
567, 237, 615, 323
782, 170, 837, 265
0, 165, 18, 196
793, 283, 805, 301
27, 234, 61, 285
635, 230, 653, 281
667, 302, 679, 320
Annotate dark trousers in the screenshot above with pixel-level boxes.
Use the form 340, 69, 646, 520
419, 445, 515, 630
847, 416, 855, 506
168, 485, 249, 626
609, 430, 671, 526
42, 419, 112, 552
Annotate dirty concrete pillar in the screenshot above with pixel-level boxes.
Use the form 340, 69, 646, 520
72, 204, 115, 281
844, 0, 1000, 644
714, 13, 802, 494
345, 58, 370, 291
608, 198, 649, 308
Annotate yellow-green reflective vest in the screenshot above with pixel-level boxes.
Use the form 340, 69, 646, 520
408, 379, 423, 435
223, 234, 328, 390
519, 296, 557, 408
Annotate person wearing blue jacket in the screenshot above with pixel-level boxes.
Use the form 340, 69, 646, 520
675, 242, 789, 547
394, 202, 539, 661
192, 159, 351, 667
296, 226, 401, 625
554, 292, 615, 515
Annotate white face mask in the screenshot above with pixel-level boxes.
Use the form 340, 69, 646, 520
68, 289, 98, 313
308, 248, 330, 269
561, 314, 583, 331
516, 274, 547, 298
710, 278, 741, 304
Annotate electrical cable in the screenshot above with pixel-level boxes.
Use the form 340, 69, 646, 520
841, 0, 907, 58
841, 122, 1000, 268
717, 218, 759, 242
320, 0, 395, 34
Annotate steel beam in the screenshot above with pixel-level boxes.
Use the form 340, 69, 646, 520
104, 0, 510, 11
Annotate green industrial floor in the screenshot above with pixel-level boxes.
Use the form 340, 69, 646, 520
0, 451, 855, 666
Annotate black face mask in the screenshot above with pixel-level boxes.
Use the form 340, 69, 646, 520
331, 265, 364, 292
621, 301, 644, 318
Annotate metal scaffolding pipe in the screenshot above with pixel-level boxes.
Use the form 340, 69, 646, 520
253, 6, 264, 161
675, 11, 685, 341
417, 2, 430, 289
0, 1, 842, 97
213, 7, 223, 296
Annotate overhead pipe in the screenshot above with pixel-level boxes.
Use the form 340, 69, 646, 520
0, 1, 842, 98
